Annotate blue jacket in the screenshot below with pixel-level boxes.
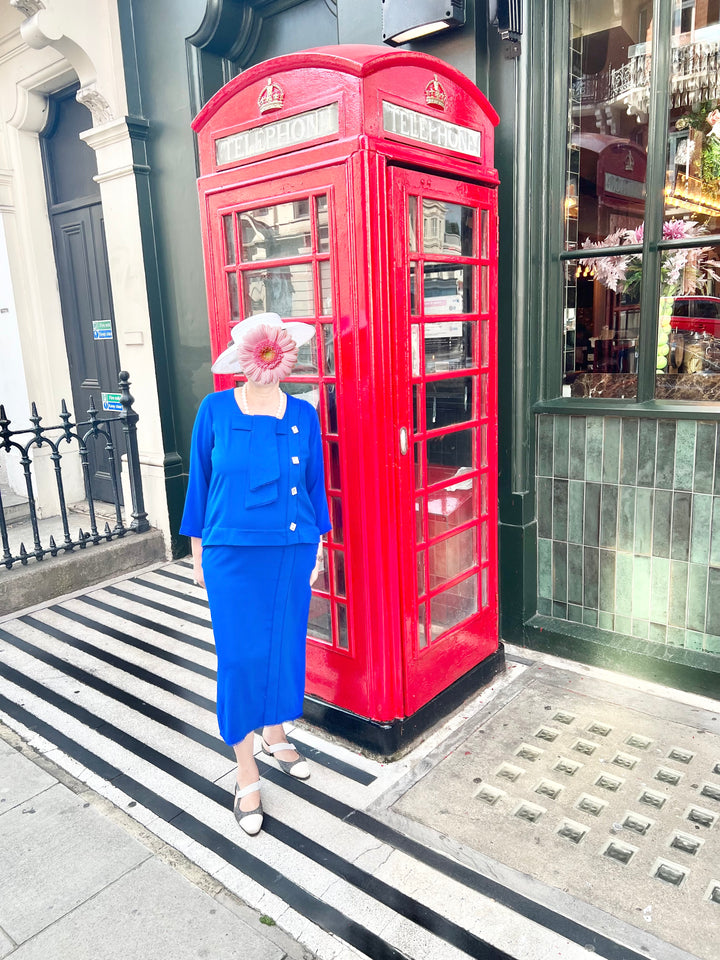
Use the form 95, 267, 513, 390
180, 390, 331, 546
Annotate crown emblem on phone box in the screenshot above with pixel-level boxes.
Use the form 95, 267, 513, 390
258, 78, 285, 114
425, 75, 447, 109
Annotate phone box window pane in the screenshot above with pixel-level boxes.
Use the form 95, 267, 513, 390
283, 382, 319, 407
428, 478, 477, 537
330, 497, 343, 544
336, 603, 349, 649
426, 377, 474, 431
223, 215, 235, 264
424, 264, 474, 315
243, 264, 314, 317
417, 550, 426, 597
425, 321, 474, 373
328, 439, 341, 489
431, 573, 478, 639
416, 496, 425, 542
240, 201, 311, 261
412, 324, 421, 375
314, 543, 330, 593
422, 200, 474, 256
315, 195, 330, 253
322, 323, 335, 375
429, 527, 477, 590
410, 263, 420, 315
325, 383, 338, 433
333, 550, 346, 597
427, 428, 475, 473
480, 319, 489, 368
415, 442, 424, 489
413, 384, 421, 434
408, 195, 418, 251
481, 209, 489, 259
418, 602, 428, 649
308, 595, 332, 644
227, 273, 240, 323
319, 260, 333, 314
480, 373, 488, 418
293, 334, 319, 376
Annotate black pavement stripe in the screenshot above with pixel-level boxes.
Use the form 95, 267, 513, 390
44, 607, 216, 679
0, 694, 409, 960
129, 576, 210, 608
154, 567, 196, 584
3, 621, 215, 712
76, 594, 210, 643
102, 584, 214, 632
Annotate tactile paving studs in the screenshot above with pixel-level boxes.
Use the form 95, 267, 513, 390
595, 773, 624, 792
514, 801, 545, 823
557, 819, 588, 844
576, 794, 607, 817
625, 733, 652, 750
670, 832, 703, 856
474, 784, 505, 806
495, 763, 524, 783
554, 757, 583, 777
713, 762, 720, 776
587, 721, 613, 737
515, 744, 543, 762
612, 753, 638, 771
655, 767, 683, 786
639, 789, 667, 810
653, 859, 688, 887
534, 727, 560, 743
535, 779, 563, 800
668, 747, 694, 764
602, 840, 637, 865
572, 739, 597, 756
553, 711, 575, 725
700, 783, 720, 802
622, 812, 653, 836
685, 805, 717, 828
706, 882, 720, 904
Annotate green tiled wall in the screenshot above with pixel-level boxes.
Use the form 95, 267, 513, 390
536, 415, 720, 656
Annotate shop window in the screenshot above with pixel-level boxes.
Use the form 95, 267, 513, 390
559, 0, 720, 402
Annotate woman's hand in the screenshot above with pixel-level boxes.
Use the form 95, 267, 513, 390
310, 539, 323, 586
191, 537, 205, 589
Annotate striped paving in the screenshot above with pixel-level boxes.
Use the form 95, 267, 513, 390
0, 561, 691, 960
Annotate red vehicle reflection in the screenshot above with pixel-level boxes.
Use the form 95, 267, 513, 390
670, 296, 720, 336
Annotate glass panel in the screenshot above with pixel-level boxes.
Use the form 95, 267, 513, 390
314, 542, 330, 593
481, 520, 489, 561
428, 528, 477, 590
414, 442, 424, 488
425, 377, 474, 430
481, 265, 489, 314
240, 200, 312, 261
223, 215, 235, 264
431, 573, 479, 639
330, 497, 343, 543
480, 373, 488, 417
308, 594, 332, 644
424, 321, 474, 373
423, 264, 473, 315
319, 260, 333, 314
242, 263, 314, 317
417, 550, 426, 597
408, 195, 418, 251
481, 423, 488, 467
413, 384, 421, 433
410, 263, 420, 315
415, 495, 425, 542
283, 381, 319, 407
315, 195, 329, 253
293, 331, 319, 376
480, 318, 489, 368
336, 603, 349, 650
325, 383, 338, 433
566, 1, 650, 250
427, 428, 475, 475
481, 567, 489, 608
422, 200, 474, 256
411, 324, 421, 375
227, 273, 239, 323
418, 601, 428, 650
480, 209, 489, 259
563, 253, 641, 399
427, 478, 477, 539
322, 323, 335, 374
328, 439, 341, 489
656, 243, 720, 398
333, 550, 346, 597
480, 472, 489, 515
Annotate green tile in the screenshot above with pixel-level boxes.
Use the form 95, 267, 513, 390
693, 422, 716, 494
602, 418, 621, 484
538, 538, 552, 599
705, 567, 720, 635
673, 420, 696, 492
568, 481, 585, 544
650, 556, 670, 623
567, 603, 583, 623
634, 487, 654, 556
599, 549, 616, 612
615, 552, 633, 616
685, 629, 705, 651
668, 561, 689, 627
567, 543, 583, 605
690, 494, 712, 565
584, 482, 601, 546
599, 485, 618, 549
554, 416, 570, 479
632, 555, 651, 621
685, 563, 708, 636
617, 486, 636, 553
632, 618, 649, 639
553, 540, 567, 602
619, 419, 639, 486
537, 597, 552, 615
670, 492, 692, 562
637, 419, 657, 487
710, 498, 720, 565
583, 546, 599, 609
583, 607, 598, 627
667, 625, 686, 646
537, 416, 554, 478
537, 477, 552, 539
552, 479, 569, 542
648, 622, 668, 644
655, 421, 677, 489
552, 601, 568, 619
598, 611, 614, 631
614, 614, 631, 635
705, 632, 720, 653
585, 418, 603, 483
652, 489, 672, 558
569, 418, 587, 480
714, 428, 720, 495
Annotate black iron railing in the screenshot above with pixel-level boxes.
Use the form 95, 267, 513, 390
0, 371, 149, 570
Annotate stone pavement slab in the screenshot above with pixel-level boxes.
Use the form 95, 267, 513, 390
0, 744, 56, 815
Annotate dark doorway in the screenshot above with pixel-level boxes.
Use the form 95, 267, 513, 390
41, 84, 124, 504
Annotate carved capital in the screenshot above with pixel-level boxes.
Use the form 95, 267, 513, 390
76, 84, 114, 125
10, 0, 45, 18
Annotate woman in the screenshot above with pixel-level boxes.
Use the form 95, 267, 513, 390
180, 312, 331, 835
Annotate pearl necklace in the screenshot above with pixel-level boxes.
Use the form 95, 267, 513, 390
240, 383, 284, 418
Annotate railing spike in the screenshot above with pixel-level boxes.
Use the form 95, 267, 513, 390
104, 521, 112, 537
19, 542, 28, 564
78, 527, 87, 548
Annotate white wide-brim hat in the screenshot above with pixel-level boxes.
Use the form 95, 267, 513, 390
211, 312, 316, 375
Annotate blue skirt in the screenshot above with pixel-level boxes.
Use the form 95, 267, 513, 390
202, 543, 316, 745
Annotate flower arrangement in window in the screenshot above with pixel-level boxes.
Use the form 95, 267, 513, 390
578, 219, 720, 372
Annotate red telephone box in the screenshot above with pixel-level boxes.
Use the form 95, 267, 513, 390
193, 45, 503, 753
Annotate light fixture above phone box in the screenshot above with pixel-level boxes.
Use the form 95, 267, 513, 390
382, 0, 466, 47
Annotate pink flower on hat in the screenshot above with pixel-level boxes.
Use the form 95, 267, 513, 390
238, 323, 298, 384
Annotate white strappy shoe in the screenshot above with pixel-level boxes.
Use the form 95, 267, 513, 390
234, 780, 263, 835
261, 737, 311, 780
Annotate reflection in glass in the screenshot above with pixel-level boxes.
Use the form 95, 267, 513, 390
330, 497, 343, 543
431, 572, 478, 639
315, 195, 329, 253
417, 550, 426, 597
414, 442, 423, 488
410, 263, 419, 315
240, 200, 312, 261
337, 603, 349, 649
308, 594, 332, 643
333, 550, 346, 597
424, 321, 473, 373
283, 382, 319, 408
411, 324, 421, 375
423, 264, 473, 315
319, 260, 333, 314
223, 215, 235, 265
313, 543, 330, 593
413, 384, 421, 433
481, 209, 489, 259
480, 373, 488, 418
408, 195, 418, 251
418, 601, 428, 649
427, 428, 474, 473
481, 567, 489, 608
480, 472, 489, 515
293, 334, 319, 376
242, 263, 314, 317
422, 200, 473, 256
429, 528, 477, 590
322, 323, 335, 374
481, 319, 489, 368
325, 383, 338, 433
427, 478, 477, 535
425, 377, 474, 430
227, 273, 240, 323
415, 496, 424, 542
481, 265, 489, 314
328, 439, 341, 488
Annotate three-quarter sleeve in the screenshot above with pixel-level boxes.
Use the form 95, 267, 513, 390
179, 395, 214, 539
306, 407, 332, 536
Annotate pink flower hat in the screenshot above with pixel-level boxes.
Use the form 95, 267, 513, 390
211, 312, 315, 380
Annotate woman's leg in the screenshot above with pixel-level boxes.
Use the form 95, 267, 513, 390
233, 731, 260, 811
262, 723, 302, 764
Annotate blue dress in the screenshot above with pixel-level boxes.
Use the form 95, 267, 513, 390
180, 390, 331, 745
